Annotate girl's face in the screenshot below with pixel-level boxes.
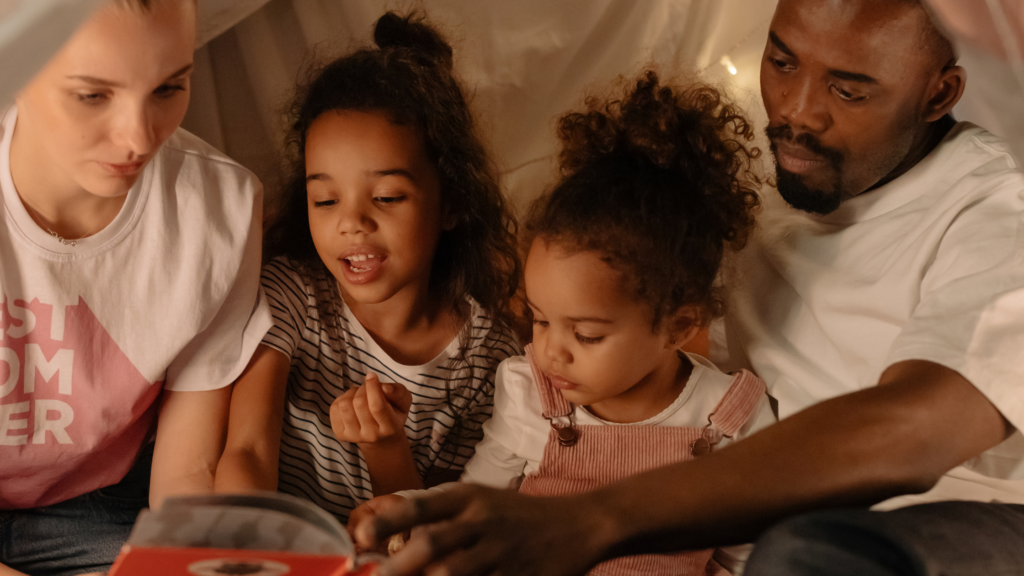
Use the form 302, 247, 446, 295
525, 237, 690, 422
305, 110, 445, 308
14, 0, 195, 199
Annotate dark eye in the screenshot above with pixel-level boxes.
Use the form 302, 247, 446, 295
830, 85, 865, 102
313, 199, 337, 208
374, 195, 405, 205
772, 58, 794, 72
532, 319, 549, 328
75, 93, 107, 105
155, 84, 186, 98
575, 333, 603, 345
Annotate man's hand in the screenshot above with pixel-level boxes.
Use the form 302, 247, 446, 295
351, 360, 1011, 575
331, 374, 412, 445
354, 484, 612, 576
348, 494, 409, 553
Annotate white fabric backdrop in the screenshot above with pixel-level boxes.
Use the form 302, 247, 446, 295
184, 0, 777, 212
0, 1, 1014, 211
0, 0, 106, 106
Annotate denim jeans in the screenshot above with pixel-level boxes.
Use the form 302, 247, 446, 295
744, 501, 1024, 576
0, 445, 152, 576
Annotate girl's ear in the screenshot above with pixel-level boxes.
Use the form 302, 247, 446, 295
665, 306, 703, 351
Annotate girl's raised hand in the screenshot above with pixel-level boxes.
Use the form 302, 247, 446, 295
331, 374, 413, 445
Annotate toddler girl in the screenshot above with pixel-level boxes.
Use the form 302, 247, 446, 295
356, 71, 777, 575
215, 12, 521, 523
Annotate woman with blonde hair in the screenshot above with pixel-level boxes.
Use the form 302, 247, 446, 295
0, 1, 269, 574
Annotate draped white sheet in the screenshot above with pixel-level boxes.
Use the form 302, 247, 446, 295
183, 0, 778, 211
0, 1, 1017, 210
183, 0, 1021, 211
0, 0, 106, 106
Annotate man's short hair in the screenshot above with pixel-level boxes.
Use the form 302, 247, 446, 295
898, 0, 957, 67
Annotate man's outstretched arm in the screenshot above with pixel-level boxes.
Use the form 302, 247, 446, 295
357, 360, 1011, 576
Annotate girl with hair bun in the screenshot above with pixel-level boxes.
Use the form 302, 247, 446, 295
353, 71, 777, 575
215, 12, 521, 523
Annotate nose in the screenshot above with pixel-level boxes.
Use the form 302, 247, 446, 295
336, 196, 377, 236
776, 77, 830, 135
111, 102, 157, 158
537, 326, 572, 366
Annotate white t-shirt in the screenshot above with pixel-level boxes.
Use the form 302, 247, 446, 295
260, 256, 520, 522
712, 122, 1024, 508
0, 106, 271, 509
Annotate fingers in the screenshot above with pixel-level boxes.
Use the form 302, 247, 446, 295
382, 380, 414, 415
384, 520, 485, 576
330, 388, 361, 442
350, 382, 381, 441
364, 374, 398, 437
355, 487, 473, 549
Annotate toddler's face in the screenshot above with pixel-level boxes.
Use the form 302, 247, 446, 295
525, 237, 686, 423
15, 0, 195, 199
305, 109, 444, 308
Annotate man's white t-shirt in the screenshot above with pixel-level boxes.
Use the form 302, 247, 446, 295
712, 122, 1024, 509
0, 106, 272, 509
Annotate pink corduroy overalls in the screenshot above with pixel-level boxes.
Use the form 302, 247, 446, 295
518, 345, 767, 576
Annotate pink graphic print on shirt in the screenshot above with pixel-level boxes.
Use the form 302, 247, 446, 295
0, 296, 160, 509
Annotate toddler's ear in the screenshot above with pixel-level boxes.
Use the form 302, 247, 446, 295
666, 306, 703, 350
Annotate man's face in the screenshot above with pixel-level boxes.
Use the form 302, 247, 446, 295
760, 0, 938, 214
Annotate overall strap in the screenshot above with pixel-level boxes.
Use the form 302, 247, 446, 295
524, 344, 574, 419
707, 369, 767, 437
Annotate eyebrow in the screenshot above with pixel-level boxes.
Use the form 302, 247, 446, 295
66, 63, 194, 88
306, 168, 418, 183
768, 31, 795, 58
828, 69, 879, 85
768, 31, 878, 85
525, 298, 613, 324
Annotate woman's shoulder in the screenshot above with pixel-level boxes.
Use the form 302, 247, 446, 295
160, 127, 259, 188
145, 128, 262, 246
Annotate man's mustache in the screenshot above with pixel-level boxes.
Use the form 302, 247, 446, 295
765, 124, 844, 167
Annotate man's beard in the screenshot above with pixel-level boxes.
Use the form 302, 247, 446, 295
766, 124, 847, 215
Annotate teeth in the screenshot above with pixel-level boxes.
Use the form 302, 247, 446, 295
346, 254, 377, 262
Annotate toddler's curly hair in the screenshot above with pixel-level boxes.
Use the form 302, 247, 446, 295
526, 70, 762, 330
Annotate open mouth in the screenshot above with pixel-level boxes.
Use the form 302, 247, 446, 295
344, 253, 380, 273
339, 250, 387, 285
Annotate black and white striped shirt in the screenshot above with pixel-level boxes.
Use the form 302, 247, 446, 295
260, 257, 520, 522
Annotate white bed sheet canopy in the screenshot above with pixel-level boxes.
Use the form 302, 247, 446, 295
186, 0, 778, 212
0, 0, 1016, 211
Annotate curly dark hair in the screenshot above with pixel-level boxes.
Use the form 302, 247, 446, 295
266, 11, 520, 337
264, 12, 521, 442
525, 71, 761, 331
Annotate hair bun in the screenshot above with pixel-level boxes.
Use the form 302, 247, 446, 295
374, 12, 454, 70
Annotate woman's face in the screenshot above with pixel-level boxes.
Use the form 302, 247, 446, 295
14, 0, 196, 199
